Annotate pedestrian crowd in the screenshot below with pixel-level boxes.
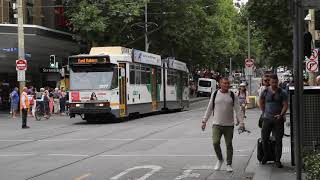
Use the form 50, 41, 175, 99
9, 86, 68, 128
201, 73, 288, 172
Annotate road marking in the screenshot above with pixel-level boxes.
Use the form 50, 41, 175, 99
110, 165, 162, 180
0, 153, 35, 157
0, 139, 33, 142
74, 173, 92, 180
39, 139, 89, 142
97, 138, 135, 141
100, 154, 249, 157
182, 165, 214, 170
175, 169, 200, 180
48, 154, 90, 157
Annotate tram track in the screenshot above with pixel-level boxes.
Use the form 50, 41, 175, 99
25, 115, 194, 180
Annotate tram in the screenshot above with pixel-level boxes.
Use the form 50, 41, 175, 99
68, 46, 189, 122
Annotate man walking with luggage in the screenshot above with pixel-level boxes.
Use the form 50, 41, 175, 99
259, 74, 288, 168
20, 87, 30, 129
201, 77, 245, 172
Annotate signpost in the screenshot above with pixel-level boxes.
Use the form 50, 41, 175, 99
16, 59, 27, 71
245, 59, 254, 95
16, 59, 26, 82
305, 49, 319, 73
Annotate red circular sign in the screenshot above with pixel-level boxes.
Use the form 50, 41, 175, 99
16, 59, 27, 71
245, 59, 254, 68
307, 61, 318, 72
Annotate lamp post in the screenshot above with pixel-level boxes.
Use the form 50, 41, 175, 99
17, 0, 26, 92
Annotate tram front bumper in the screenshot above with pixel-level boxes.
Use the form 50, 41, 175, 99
69, 107, 111, 114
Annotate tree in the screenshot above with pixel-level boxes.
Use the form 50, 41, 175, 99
245, 0, 292, 68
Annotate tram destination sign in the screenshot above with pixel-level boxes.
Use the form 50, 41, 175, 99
69, 56, 110, 64
303, 0, 320, 7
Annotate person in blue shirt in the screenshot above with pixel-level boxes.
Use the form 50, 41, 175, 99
10, 87, 19, 118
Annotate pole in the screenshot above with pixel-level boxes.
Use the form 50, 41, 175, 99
1, 0, 4, 23
308, 9, 316, 85
229, 57, 232, 80
247, 18, 252, 95
145, 2, 148, 52
293, 0, 303, 179
17, 0, 25, 92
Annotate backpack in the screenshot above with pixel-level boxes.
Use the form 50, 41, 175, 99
212, 89, 235, 111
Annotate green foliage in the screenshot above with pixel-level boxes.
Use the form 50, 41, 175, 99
246, 0, 292, 68
304, 152, 320, 180
65, 0, 249, 71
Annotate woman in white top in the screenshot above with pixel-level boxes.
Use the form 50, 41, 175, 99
238, 83, 249, 118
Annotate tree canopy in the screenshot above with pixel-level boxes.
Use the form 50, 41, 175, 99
65, 0, 250, 71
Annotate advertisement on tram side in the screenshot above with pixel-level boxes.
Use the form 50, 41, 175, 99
70, 91, 110, 102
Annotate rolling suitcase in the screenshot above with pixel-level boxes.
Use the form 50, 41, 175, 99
257, 137, 276, 162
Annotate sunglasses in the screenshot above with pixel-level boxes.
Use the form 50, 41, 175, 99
263, 79, 270, 82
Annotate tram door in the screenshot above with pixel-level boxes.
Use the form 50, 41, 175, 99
151, 66, 157, 111
119, 63, 127, 117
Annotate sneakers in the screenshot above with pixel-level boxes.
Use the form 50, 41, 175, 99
226, 165, 233, 172
214, 160, 224, 171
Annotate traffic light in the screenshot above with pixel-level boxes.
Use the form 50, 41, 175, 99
304, 29, 312, 59
49, 55, 56, 68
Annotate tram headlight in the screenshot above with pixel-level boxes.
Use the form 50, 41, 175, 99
76, 104, 81, 107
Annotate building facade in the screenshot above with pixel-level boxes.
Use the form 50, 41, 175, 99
0, 0, 79, 110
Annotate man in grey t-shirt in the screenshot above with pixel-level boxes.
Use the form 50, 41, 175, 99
259, 74, 288, 168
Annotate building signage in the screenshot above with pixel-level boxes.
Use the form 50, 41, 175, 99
41, 68, 62, 73
168, 59, 188, 72
133, 50, 161, 66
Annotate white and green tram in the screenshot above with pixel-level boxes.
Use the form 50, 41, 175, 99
68, 46, 189, 122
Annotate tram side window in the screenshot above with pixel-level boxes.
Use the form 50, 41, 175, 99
111, 67, 119, 89
183, 73, 188, 87
141, 65, 146, 84
167, 69, 176, 86
135, 64, 141, 85
157, 68, 162, 85
146, 67, 151, 84
130, 64, 135, 84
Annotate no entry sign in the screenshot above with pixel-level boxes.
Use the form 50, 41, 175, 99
16, 59, 27, 71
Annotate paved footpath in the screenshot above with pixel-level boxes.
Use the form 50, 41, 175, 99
0, 100, 296, 180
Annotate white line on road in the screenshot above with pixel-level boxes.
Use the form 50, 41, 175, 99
0, 153, 35, 157
48, 154, 90, 157
96, 138, 135, 141
39, 139, 89, 142
0, 139, 33, 142
110, 165, 162, 180
99, 154, 249, 157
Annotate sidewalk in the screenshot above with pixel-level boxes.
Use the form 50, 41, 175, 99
244, 109, 297, 180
